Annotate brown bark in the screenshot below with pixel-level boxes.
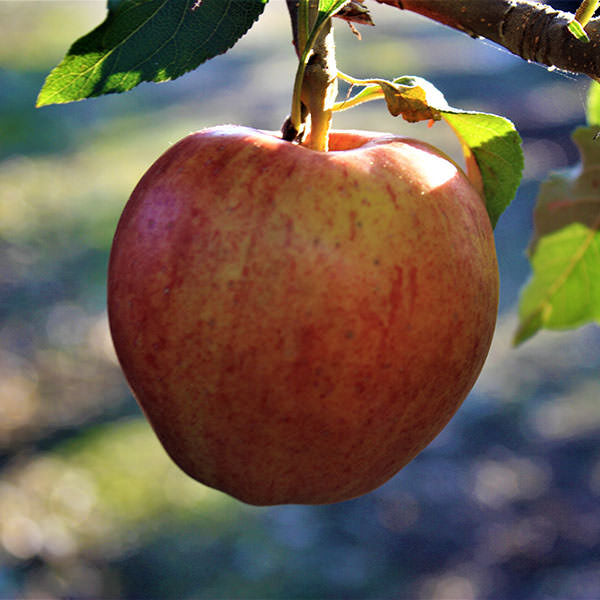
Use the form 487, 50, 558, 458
375, 0, 600, 80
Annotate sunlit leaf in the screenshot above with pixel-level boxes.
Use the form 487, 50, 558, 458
443, 112, 523, 228
37, 0, 268, 106
379, 76, 448, 122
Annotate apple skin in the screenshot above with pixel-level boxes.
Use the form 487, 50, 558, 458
107, 125, 498, 505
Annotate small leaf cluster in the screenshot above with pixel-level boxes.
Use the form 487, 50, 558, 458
515, 83, 600, 344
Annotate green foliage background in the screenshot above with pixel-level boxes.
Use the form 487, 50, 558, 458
1, 2, 600, 599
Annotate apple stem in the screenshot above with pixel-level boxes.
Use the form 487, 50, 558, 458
575, 0, 599, 28
287, 1, 338, 151
302, 19, 337, 152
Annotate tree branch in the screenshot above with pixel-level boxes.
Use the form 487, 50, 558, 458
375, 0, 600, 80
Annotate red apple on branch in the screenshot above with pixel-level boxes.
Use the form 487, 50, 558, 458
107, 125, 499, 505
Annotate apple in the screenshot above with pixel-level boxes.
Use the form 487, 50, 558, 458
107, 125, 498, 505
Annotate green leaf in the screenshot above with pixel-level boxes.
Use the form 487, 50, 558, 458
515, 223, 600, 344
443, 112, 523, 228
586, 80, 600, 126
567, 19, 591, 42
37, 0, 268, 106
515, 126, 600, 344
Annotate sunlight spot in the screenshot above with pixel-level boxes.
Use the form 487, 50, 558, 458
41, 517, 77, 558
530, 382, 600, 440
420, 574, 478, 600
472, 456, 551, 508
51, 468, 97, 523
2, 516, 43, 559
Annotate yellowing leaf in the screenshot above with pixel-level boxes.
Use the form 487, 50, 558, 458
378, 76, 447, 122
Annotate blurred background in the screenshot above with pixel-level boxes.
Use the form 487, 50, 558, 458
1, 1, 600, 598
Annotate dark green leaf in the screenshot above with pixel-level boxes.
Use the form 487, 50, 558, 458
107, 0, 128, 10
37, 0, 268, 106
